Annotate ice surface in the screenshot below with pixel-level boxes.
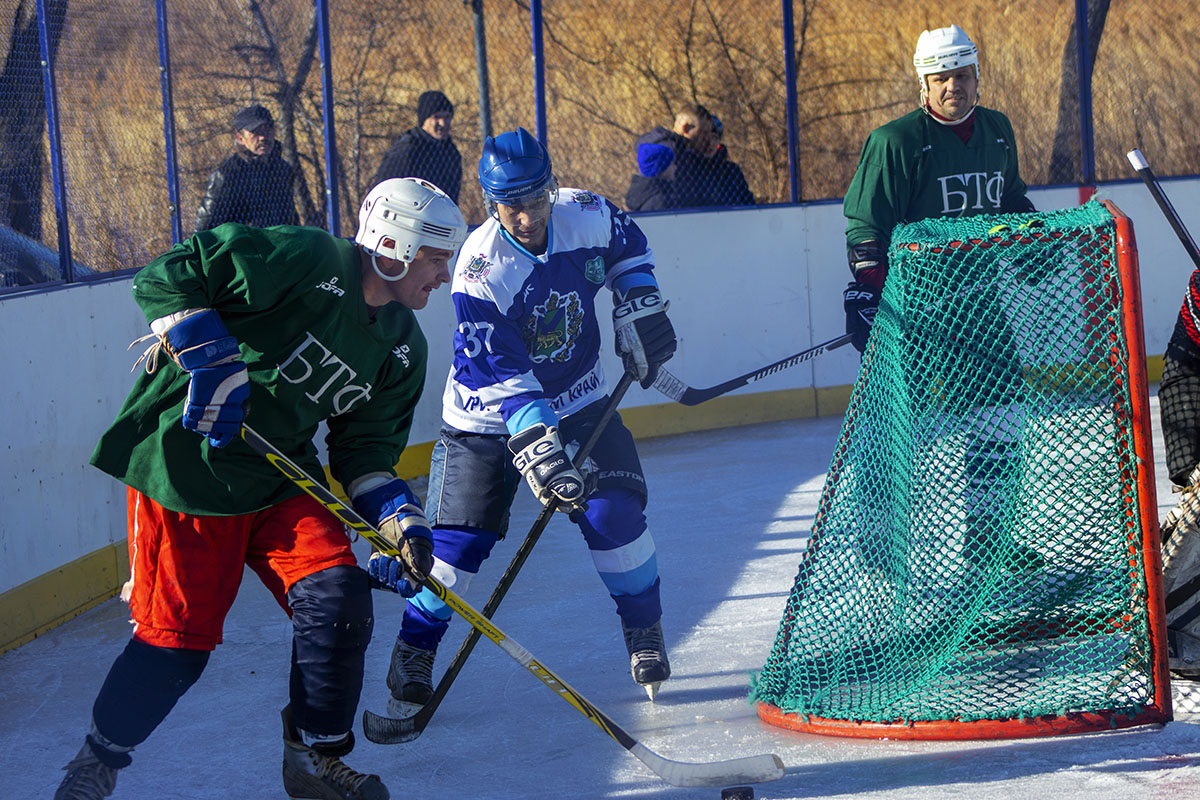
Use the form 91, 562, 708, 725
5, 395, 1199, 799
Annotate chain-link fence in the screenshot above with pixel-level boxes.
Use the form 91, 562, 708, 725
0, 0, 1189, 290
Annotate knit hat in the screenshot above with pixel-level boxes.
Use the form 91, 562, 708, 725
417, 91, 454, 125
232, 104, 273, 132
637, 142, 675, 177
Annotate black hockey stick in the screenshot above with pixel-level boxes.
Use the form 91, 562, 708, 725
241, 423, 784, 788
363, 372, 636, 744
651, 333, 854, 406
1126, 149, 1200, 271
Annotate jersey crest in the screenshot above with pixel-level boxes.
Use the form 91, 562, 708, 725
523, 289, 584, 363
463, 254, 492, 283
584, 256, 605, 284
572, 191, 601, 211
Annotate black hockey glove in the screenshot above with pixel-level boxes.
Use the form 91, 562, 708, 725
508, 423, 588, 513
843, 282, 880, 354
613, 285, 677, 388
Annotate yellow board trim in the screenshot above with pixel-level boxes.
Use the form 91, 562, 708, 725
0, 541, 130, 654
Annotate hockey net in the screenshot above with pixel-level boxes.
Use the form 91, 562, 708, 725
752, 199, 1172, 738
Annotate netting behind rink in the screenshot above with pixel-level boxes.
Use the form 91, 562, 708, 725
752, 200, 1172, 738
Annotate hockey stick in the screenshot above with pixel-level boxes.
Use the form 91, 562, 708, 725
651, 333, 854, 406
241, 423, 785, 788
1126, 149, 1200, 271
363, 372, 636, 744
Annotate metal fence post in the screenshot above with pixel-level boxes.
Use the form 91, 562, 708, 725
1075, 0, 1097, 187
782, 0, 800, 204
530, 0, 546, 145
156, 0, 183, 243
35, 0, 71, 282
316, 0, 340, 235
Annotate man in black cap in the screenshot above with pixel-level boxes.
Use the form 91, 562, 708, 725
194, 104, 300, 231
371, 90, 462, 204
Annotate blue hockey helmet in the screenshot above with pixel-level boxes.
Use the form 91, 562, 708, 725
478, 127, 557, 208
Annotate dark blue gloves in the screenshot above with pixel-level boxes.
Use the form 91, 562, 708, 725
160, 309, 249, 448
352, 478, 434, 597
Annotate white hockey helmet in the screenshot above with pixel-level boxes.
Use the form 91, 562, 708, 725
913, 25, 979, 82
354, 177, 467, 263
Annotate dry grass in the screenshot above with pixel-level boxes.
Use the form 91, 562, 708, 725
10, 0, 1198, 273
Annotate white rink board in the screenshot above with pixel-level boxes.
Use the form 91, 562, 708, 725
1, 180, 1198, 592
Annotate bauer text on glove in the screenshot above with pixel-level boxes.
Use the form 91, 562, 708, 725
843, 282, 880, 354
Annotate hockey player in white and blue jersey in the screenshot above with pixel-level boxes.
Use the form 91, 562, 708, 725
366, 127, 678, 706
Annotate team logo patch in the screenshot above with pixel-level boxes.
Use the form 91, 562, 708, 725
523, 290, 584, 363
584, 256, 605, 284
463, 254, 492, 283
572, 191, 601, 211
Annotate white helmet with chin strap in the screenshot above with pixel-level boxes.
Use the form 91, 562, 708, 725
913, 25, 979, 83
355, 177, 467, 282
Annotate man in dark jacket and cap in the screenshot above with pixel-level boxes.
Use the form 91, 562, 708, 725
371, 90, 463, 204
195, 104, 300, 231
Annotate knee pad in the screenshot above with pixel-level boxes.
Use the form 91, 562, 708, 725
93, 638, 210, 750
288, 564, 374, 652
287, 566, 374, 735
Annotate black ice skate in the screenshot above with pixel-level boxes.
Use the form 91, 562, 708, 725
622, 619, 671, 700
54, 740, 119, 800
281, 707, 388, 800
386, 638, 436, 717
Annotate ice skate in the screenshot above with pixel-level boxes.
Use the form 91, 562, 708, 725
54, 741, 119, 800
282, 708, 388, 800
622, 619, 671, 700
385, 638, 436, 717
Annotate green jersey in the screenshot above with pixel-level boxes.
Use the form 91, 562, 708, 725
91, 224, 428, 516
843, 107, 1031, 248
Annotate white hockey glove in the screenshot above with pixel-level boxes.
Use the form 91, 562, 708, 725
613, 286, 677, 388
508, 424, 587, 513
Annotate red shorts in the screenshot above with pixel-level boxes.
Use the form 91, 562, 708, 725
123, 487, 359, 650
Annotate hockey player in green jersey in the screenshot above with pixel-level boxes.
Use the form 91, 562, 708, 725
54, 178, 466, 800
839, 25, 1041, 587
842, 23, 1033, 347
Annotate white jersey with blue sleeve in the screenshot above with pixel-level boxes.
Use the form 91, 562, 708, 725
442, 188, 657, 434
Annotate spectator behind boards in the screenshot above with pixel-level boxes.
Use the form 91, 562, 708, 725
627, 105, 754, 211
194, 104, 299, 231
626, 126, 683, 211
371, 90, 463, 204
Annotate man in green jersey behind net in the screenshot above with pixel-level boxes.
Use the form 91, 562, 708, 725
54, 178, 466, 800
840, 25, 1042, 585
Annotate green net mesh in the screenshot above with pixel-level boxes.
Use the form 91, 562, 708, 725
752, 200, 1164, 734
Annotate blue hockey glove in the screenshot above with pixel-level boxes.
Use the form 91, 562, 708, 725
352, 478, 434, 595
843, 282, 880, 354
613, 285, 677, 388
155, 309, 249, 448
